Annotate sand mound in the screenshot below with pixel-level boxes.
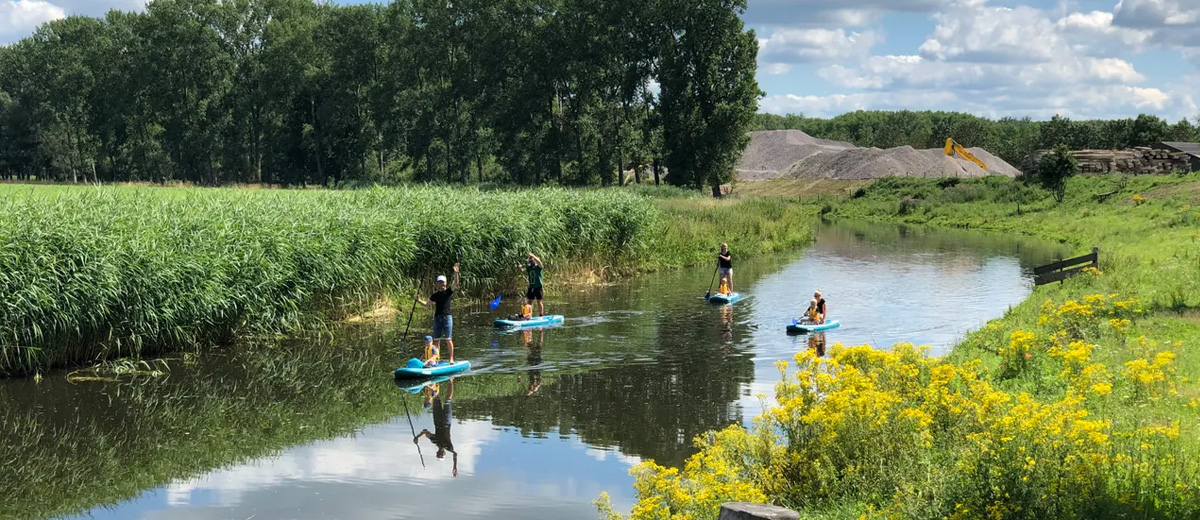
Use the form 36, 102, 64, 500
736, 130, 855, 181
736, 130, 1021, 180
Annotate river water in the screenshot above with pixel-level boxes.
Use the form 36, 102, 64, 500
0, 221, 1067, 520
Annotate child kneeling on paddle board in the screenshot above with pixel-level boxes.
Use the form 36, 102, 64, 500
800, 299, 820, 324
421, 336, 439, 367
507, 299, 534, 321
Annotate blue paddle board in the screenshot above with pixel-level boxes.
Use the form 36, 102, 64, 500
787, 319, 840, 334
707, 292, 742, 304
494, 315, 564, 329
394, 360, 471, 379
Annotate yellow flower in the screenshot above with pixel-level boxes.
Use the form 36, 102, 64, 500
1090, 382, 1112, 397
1108, 318, 1130, 335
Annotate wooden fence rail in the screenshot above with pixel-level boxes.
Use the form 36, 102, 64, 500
1034, 246, 1099, 286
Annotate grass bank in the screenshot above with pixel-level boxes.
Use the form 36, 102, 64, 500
0, 184, 815, 376
602, 174, 1200, 520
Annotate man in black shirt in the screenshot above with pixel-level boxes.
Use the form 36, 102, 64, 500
522, 252, 545, 317
417, 263, 459, 363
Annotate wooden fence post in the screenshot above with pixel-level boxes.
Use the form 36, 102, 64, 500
718, 503, 800, 520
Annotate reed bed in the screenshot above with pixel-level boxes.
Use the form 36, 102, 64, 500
0, 185, 658, 376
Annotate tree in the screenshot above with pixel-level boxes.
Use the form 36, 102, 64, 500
1169, 119, 1197, 143
1129, 113, 1169, 147
659, 0, 760, 197
1037, 144, 1078, 203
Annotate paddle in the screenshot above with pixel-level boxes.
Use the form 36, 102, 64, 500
489, 295, 502, 309
399, 290, 420, 354
398, 277, 426, 362
402, 395, 426, 468
703, 262, 719, 300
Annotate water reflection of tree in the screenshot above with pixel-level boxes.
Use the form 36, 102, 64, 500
455, 306, 756, 469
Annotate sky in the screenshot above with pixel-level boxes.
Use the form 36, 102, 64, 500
2, 0, 1199, 121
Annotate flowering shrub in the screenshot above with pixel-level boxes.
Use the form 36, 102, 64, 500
999, 330, 1039, 377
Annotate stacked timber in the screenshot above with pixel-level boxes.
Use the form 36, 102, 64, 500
1026, 148, 1193, 175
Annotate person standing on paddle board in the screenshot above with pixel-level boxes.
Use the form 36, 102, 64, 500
717, 243, 733, 295
415, 378, 458, 476
523, 253, 545, 317
416, 263, 459, 363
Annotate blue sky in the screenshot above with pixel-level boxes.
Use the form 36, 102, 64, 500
3, 0, 1198, 121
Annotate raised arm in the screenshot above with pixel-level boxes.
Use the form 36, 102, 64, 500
451, 263, 460, 290
528, 253, 542, 267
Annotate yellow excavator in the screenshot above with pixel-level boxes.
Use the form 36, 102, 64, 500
944, 138, 988, 172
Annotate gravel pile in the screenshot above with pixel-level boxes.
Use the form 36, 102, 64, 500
736, 130, 1022, 180
736, 130, 854, 181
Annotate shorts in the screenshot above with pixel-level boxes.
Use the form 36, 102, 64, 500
719, 267, 732, 275
526, 285, 544, 300
433, 315, 453, 339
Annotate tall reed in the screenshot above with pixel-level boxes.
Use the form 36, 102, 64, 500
0, 185, 657, 375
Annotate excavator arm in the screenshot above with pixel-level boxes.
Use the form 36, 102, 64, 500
944, 138, 988, 172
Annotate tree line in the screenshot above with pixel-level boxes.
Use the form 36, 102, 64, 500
0, 0, 759, 194
753, 111, 1200, 168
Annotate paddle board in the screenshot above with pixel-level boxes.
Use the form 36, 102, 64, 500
394, 360, 471, 379
786, 319, 841, 334
707, 292, 742, 304
494, 315, 565, 329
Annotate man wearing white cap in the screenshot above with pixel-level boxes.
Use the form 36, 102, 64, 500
416, 263, 459, 363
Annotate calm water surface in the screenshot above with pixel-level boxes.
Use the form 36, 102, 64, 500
0, 221, 1067, 520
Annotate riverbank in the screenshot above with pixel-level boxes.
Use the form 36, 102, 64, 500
604, 174, 1200, 519
0, 184, 816, 376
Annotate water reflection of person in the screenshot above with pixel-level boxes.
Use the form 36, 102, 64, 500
524, 329, 543, 396
719, 305, 734, 343
808, 332, 827, 357
414, 377, 457, 476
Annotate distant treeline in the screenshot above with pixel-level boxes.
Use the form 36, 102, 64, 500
752, 111, 1200, 168
0, 0, 759, 192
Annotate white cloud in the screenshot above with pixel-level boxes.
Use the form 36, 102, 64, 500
919, 5, 1068, 63
166, 419, 502, 507
759, 28, 883, 65
763, 63, 793, 75
0, 0, 64, 41
818, 54, 1142, 91
1055, 11, 1155, 55
744, 0, 949, 27
1110, 0, 1200, 63
1185, 48, 1200, 68
1112, 0, 1200, 30
760, 83, 1183, 120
